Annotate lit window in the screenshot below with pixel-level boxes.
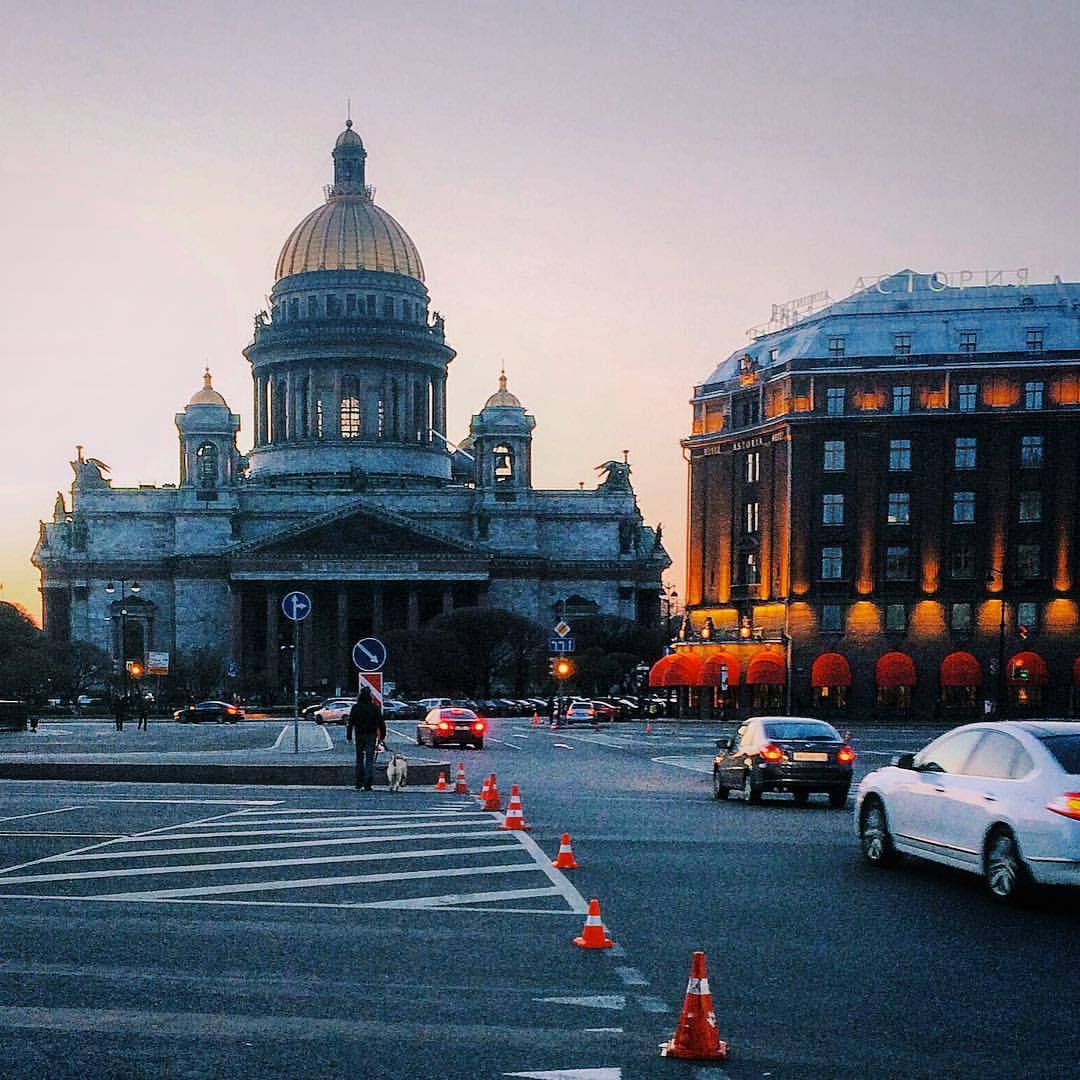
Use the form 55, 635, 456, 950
887, 492, 911, 524
744, 451, 760, 482
1020, 435, 1044, 468
744, 501, 760, 534
340, 376, 361, 438
768, 347, 779, 364
1017, 543, 1041, 578
1017, 601, 1038, 631
892, 385, 912, 414
894, 333, 912, 356
888, 439, 911, 471
954, 437, 977, 470
1025, 328, 1044, 354
950, 543, 974, 579
820, 604, 843, 632
1024, 381, 1044, 409
1018, 491, 1042, 523
885, 603, 907, 631
951, 603, 972, 632
826, 387, 845, 415
959, 330, 977, 354
822, 494, 844, 525
742, 552, 760, 585
952, 491, 976, 523
828, 336, 845, 359
885, 545, 910, 580
821, 546, 843, 579
957, 383, 978, 412
823, 440, 846, 471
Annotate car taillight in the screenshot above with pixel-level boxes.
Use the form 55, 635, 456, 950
760, 743, 784, 763
837, 745, 856, 764
472, 721, 485, 734
1046, 792, 1080, 820
437, 721, 452, 732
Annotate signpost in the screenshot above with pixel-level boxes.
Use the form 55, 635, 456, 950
282, 591, 312, 753
550, 621, 572, 723
352, 637, 387, 716
548, 636, 576, 653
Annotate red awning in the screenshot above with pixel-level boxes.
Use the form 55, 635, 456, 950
811, 652, 852, 688
701, 651, 741, 687
940, 651, 982, 688
876, 652, 916, 688
1007, 651, 1048, 687
745, 651, 786, 685
649, 653, 704, 687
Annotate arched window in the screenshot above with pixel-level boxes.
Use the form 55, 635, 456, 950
493, 443, 514, 485
196, 442, 219, 487
340, 377, 361, 438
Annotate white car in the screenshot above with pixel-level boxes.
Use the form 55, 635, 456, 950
856, 720, 1080, 902
313, 698, 355, 724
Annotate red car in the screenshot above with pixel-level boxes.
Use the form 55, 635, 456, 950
416, 707, 486, 749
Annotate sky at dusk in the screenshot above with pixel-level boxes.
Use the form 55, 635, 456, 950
2, 1, 1078, 621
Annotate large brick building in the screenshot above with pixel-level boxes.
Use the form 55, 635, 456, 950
676, 270, 1080, 720
32, 122, 668, 695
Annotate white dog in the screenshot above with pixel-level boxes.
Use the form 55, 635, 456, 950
386, 753, 408, 792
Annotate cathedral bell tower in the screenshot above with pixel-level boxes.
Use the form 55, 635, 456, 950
175, 369, 241, 490
468, 372, 535, 490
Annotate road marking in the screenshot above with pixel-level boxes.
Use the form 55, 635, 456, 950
633, 995, 671, 1013
533, 995, 625, 1010
505, 1070, 621, 1079
0, 832, 126, 839
650, 755, 712, 774
511, 829, 590, 913
0, 806, 84, 823
94, 799, 280, 806
118, 820, 497, 842
360, 885, 565, 910
613, 966, 648, 987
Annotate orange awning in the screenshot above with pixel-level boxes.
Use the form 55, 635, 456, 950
701, 651, 741, 687
648, 653, 704, 687
876, 652, 916, 688
745, 651, 786, 685
1007, 651, 1048, 687
811, 652, 852, 688
648, 654, 676, 687
940, 651, 982, 687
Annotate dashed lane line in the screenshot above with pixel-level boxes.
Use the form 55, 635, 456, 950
0, 806, 85, 824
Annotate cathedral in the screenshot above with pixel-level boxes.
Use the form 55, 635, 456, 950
32, 122, 669, 694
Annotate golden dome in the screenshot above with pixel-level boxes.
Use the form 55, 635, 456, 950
188, 368, 227, 407
484, 370, 522, 408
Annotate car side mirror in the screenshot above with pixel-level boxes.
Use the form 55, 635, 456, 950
892, 752, 915, 770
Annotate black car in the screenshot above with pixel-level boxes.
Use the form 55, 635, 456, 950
712, 716, 855, 807
173, 700, 245, 724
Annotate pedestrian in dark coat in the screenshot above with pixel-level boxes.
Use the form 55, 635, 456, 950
137, 696, 149, 731
346, 687, 386, 791
113, 696, 126, 732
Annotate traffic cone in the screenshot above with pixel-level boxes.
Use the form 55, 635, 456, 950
659, 951, 730, 1060
551, 833, 579, 869
483, 773, 502, 811
454, 763, 469, 794
532, 711, 540, 727
433, 771, 448, 791
477, 774, 490, 803
498, 784, 531, 830
645, 721, 653, 734
573, 898, 614, 949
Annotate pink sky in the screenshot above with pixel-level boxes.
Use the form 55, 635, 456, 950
2, 1, 1077, 621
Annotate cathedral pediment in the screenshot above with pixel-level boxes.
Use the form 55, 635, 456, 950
232, 498, 480, 559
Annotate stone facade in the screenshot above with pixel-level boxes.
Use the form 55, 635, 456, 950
32, 124, 668, 695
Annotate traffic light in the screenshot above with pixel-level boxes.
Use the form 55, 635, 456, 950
126, 660, 143, 679
552, 657, 575, 680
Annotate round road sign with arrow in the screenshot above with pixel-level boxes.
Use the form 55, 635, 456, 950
352, 637, 388, 672
281, 591, 312, 622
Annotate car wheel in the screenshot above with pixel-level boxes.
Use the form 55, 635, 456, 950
828, 785, 850, 809
792, 789, 809, 806
742, 769, 762, 804
984, 828, 1029, 904
859, 797, 897, 866
473, 739, 484, 750
712, 771, 729, 800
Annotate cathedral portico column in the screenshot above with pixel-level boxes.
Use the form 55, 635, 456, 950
285, 370, 295, 440
336, 585, 349, 692
257, 374, 269, 446
433, 373, 447, 440
407, 586, 420, 630
308, 368, 318, 439
371, 584, 384, 634
264, 589, 279, 681
332, 370, 343, 438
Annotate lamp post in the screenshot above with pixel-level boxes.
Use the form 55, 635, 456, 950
104, 579, 140, 702
986, 567, 1006, 716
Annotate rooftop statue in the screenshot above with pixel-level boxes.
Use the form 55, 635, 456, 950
70, 446, 111, 489
596, 459, 632, 491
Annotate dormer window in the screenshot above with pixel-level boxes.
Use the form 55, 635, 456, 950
740, 354, 756, 374
828, 336, 846, 359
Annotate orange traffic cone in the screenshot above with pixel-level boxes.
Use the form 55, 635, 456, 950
659, 951, 729, 1060
454, 763, 469, 794
551, 833, 579, 869
483, 773, 502, 811
477, 774, 490, 803
645, 721, 653, 734
532, 711, 540, 727
573, 898, 614, 949
434, 772, 448, 791
498, 784, 531, 830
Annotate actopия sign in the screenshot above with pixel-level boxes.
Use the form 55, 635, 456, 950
851, 268, 1029, 294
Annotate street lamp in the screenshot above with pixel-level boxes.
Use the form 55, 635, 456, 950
986, 567, 1006, 716
105, 579, 140, 701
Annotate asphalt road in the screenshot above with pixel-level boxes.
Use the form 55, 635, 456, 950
0, 719, 1075, 1079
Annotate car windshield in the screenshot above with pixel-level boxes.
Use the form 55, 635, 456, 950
762, 721, 840, 741
1037, 734, 1080, 775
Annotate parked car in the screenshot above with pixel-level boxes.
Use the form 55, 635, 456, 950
313, 698, 355, 724
173, 701, 245, 723
856, 720, 1080, 903
564, 700, 596, 724
712, 716, 855, 807
416, 697, 453, 713
416, 706, 487, 749
382, 698, 415, 719
590, 700, 620, 721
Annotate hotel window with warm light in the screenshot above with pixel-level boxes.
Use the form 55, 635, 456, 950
744, 451, 760, 482
888, 439, 911, 471
887, 492, 911, 524
957, 383, 977, 412
954, 437, 977, 470
1020, 435, 1043, 468
952, 491, 976, 523
744, 501, 760, 533
823, 440, 845, 471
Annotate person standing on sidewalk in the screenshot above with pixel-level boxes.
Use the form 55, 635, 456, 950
346, 687, 385, 791
113, 696, 127, 732
137, 695, 149, 731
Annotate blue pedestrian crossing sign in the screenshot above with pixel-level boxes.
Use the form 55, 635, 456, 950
281, 591, 312, 622
352, 637, 388, 672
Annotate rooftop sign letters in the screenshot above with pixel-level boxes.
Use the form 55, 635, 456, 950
746, 289, 831, 339
851, 268, 1030, 295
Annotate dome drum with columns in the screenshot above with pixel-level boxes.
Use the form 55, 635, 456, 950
31, 120, 669, 698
